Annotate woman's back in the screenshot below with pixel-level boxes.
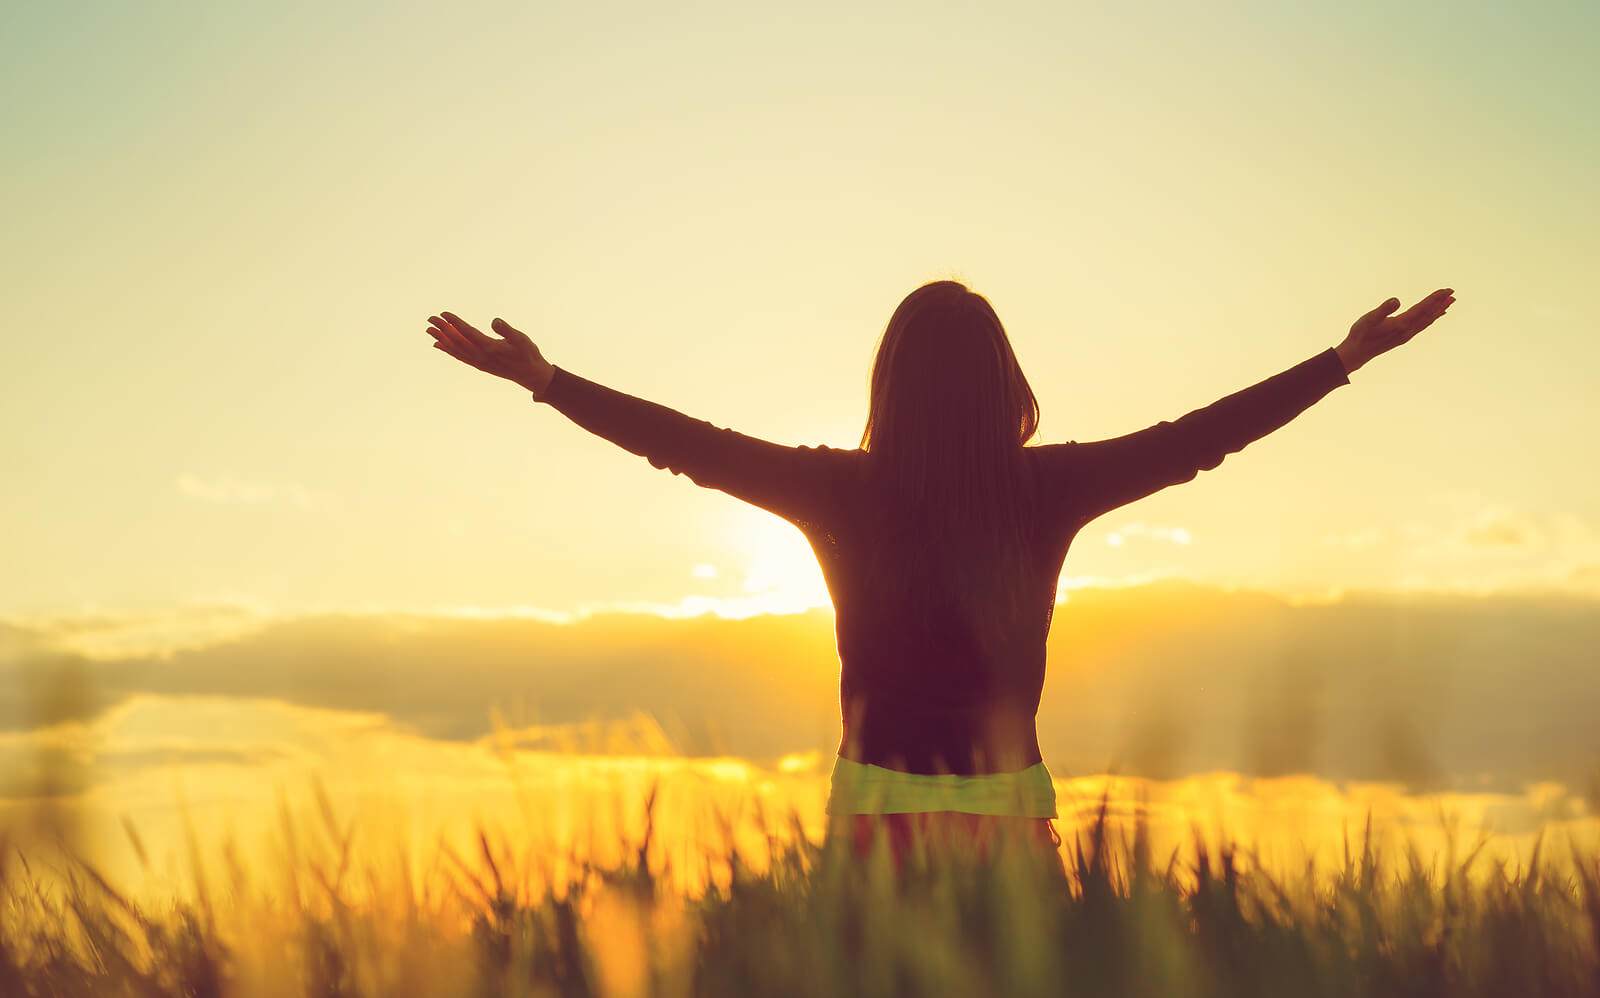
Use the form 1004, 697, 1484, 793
810, 447, 1063, 776
534, 342, 1351, 776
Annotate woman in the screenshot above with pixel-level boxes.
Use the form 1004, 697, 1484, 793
424, 280, 1456, 876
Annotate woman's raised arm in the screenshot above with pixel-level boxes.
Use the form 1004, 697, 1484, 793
1037, 289, 1456, 527
425, 312, 847, 526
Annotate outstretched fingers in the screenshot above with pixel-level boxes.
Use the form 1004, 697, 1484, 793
1394, 288, 1456, 340
427, 314, 477, 354
1404, 288, 1454, 322
427, 317, 484, 366
442, 311, 498, 349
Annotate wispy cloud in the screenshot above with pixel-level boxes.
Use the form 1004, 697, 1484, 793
175, 474, 336, 511
478, 711, 679, 757
1320, 508, 1599, 594
578, 591, 828, 621
1104, 523, 1192, 547
1320, 527, 1389, 550
1452, 508, 1545, 550
1, 603, 271, 663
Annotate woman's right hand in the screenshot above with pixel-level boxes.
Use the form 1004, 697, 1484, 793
427, 311, 556, 398
1335, 289, 1456, 374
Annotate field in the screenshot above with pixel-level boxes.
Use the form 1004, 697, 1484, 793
5, 779, 1600, 998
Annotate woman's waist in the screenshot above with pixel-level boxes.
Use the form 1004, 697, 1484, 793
840, 695, 1040, 774
839, 714, 1041, 776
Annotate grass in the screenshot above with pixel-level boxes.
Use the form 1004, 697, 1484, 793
3, 784, 1600, 997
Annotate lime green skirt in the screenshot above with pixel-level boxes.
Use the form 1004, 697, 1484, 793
825, 755, 1058, 818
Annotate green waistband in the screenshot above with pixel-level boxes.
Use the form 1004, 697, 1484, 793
825, 756, 1058, 818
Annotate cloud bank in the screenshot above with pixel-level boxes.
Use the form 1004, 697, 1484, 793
3, 582, 1598, 800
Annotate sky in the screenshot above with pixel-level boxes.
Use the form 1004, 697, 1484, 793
3, 0, 1597, 621
3, 0, 1599, 884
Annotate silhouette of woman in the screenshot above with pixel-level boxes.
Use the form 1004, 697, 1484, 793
425, 281, 1455, 875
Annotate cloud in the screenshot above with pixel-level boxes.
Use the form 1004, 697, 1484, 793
777, 749, 822, 773
1104, 523, 1192, 547
0, 650, 107, 734
0, 723, 96, 799
1, 602, 271, 662
2, 608, 843, 760
0, 693, 403, 804
478, 711, 680, 757
1318, 508, 1600, 596
1454, 508, 1544, 550
3, 583, 1600, 800
176, 474, 336, 511
1320, 528, 1388, 550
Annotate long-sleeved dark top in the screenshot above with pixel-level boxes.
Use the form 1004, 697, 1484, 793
541, 347, 1351, 775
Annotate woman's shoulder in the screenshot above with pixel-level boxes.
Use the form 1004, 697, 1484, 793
1024, 441, 1080, 472
790, 443, 871, 493
801, 443, 867, 465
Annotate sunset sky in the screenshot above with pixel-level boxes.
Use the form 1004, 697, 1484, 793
4, 0, 1596, 622
3, 0, 1598, 884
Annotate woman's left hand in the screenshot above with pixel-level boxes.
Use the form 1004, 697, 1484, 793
1335, 289, 1455, 374
426, 311, 555, 397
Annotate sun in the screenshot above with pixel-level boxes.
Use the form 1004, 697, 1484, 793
719, 507, 832, 614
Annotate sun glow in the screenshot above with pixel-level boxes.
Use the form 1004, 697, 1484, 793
722, 509, 831, 612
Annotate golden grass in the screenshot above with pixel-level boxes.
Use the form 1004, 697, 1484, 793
4, 779, 1600, 997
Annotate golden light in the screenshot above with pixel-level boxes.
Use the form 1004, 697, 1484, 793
718, 508, 831, 616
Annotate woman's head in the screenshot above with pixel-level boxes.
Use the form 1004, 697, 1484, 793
858, 281, 1044, 635
861, 281, 1039, 455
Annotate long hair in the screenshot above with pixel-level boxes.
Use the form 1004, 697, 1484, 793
859, 280, 1042, 643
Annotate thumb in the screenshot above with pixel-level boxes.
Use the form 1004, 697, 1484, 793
492, 317, 532, 346
1367, 297, 1401, 319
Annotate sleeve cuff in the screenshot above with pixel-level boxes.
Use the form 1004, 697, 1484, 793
533, 366, 569, 404
1321, 347, 1352, 386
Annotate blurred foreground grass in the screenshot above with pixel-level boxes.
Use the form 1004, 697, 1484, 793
4, 783, 1600, 998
